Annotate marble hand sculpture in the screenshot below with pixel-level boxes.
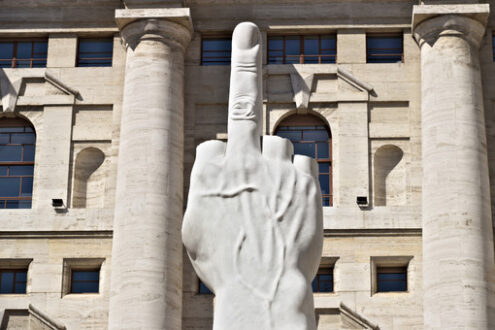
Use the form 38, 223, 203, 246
182, 22, 323, 330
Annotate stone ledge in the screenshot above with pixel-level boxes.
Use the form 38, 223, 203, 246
115, 8, 192, 31
412, 4, 490, 30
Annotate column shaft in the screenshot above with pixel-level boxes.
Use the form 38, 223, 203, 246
415, 13, 494, 329
108, 18, 191, 330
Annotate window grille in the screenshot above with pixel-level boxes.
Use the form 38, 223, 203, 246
0, 40, 48, 68
268, 35, 336, 64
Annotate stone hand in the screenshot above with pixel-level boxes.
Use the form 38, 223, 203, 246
182, 22, 323, 330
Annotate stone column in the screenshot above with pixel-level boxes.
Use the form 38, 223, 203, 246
412, 5, 494, 329
109, 9, 192, 330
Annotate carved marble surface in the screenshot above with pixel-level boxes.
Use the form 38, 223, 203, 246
182, 22, 323, 330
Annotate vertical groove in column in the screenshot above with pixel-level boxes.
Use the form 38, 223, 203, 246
108, 18, 191, 330
414, 13, 495, 329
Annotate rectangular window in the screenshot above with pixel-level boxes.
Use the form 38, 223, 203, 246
198, 279, 213, 294
312, 267, 333, 293
366, 34, 403, 63
71, 269, 100, 293
201, 37, 232, 65
0, 269, 27, 294
0, 40, 48, 68
62, 258, 104, 296
77, 38, 113, 67
268, 35, 336, 64
376, 267, 407, 292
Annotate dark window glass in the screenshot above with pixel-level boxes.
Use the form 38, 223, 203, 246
367, 34, 403, 63
268, 35, 336, 64
198, 280, 213, 294
312, 267, 333, 293
71, 270, 100, 293
201, 37, 232, 65
493, 35, 495, 62
77, 38, 113, 67
0, 270, 27, 294
275, 115, 332, 206
0, 118, 35, 209
0, 40, 47, 68
377, 267, 407, 292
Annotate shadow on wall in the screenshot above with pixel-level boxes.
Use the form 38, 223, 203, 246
72, 147, 105, 208
374, 145, 404, 207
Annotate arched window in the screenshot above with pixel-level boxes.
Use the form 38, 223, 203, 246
275, 114, 332, 206
0, 117, 35, 208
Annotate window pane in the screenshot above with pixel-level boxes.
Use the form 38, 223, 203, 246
317, 143, 330, 159
72, 281, 99, 293
13, 200, 31, 209
23, 145, 35, 162
73, 271, 99, 281
311, 278, 317, 292
0, 272, 14, 293
303, 36, 319, 55
318, 163, 330, 174
0, 127, 23, 133
303, 129, 328, 141
276, 130, 301, 142
293, 143, 315, 158
15, 271, 27, 282
78, 39, 113, 67
21, 177, 33, 196
0, 43, 14, 60
321, 36, 336, 50
0, 177, 20, 197
10, 166, 33, 176
16, 42, 32, 59
199, 281, 213, 294
0, 145, 22, 161
286, 37, 300, 55
319, 174, 330, 195
11, 133, 35, 144
319, 274, 333, 292
0, 134, 9, 144
202, 38, 231, 65
33, 42, 48, 57
14, 282, 26, 294
367, 35, 403, 63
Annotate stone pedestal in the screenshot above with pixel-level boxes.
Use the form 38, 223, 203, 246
108, 9, 192, 330
413, 4, 494, 329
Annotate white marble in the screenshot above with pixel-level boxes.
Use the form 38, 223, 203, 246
182, 22, 323, 330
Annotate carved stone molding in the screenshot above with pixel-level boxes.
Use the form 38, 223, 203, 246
412, 4, 489, 49
115, 8, 193, 52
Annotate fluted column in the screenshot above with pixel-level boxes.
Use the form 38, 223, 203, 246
109, 9, 192, 330
413, 5, 494, 329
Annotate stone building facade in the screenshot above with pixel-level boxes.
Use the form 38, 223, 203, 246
0, 0, 494, 329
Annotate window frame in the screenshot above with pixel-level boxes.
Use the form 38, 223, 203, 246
0, 39, 48, 68
268, 34, 337, 64
70, 268, 100, 294
371, 256, 412, 294
62, 258, 104, 296
0, 269, 28, 294
312, 266, 334, 293
275, 115, 333, 206
492, 33, 495, 62
0, 117, 36, 209
201, 35, 232, 66
366, 33, 404, 64
76, 37, 114, 67
376, 266, 407, 293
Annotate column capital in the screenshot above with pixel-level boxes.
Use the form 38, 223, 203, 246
115, 8, 193, 51
412, 4, 489, 49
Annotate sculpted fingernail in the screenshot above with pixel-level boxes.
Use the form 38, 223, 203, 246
233, 22, 259, 50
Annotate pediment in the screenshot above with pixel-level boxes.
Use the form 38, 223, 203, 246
0, 304, 66, 330
315, 302, 379, 330
0, 71, 80, 112
266, 65, 374, 109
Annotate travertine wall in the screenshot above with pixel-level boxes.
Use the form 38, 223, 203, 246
0, 1, 494, 329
